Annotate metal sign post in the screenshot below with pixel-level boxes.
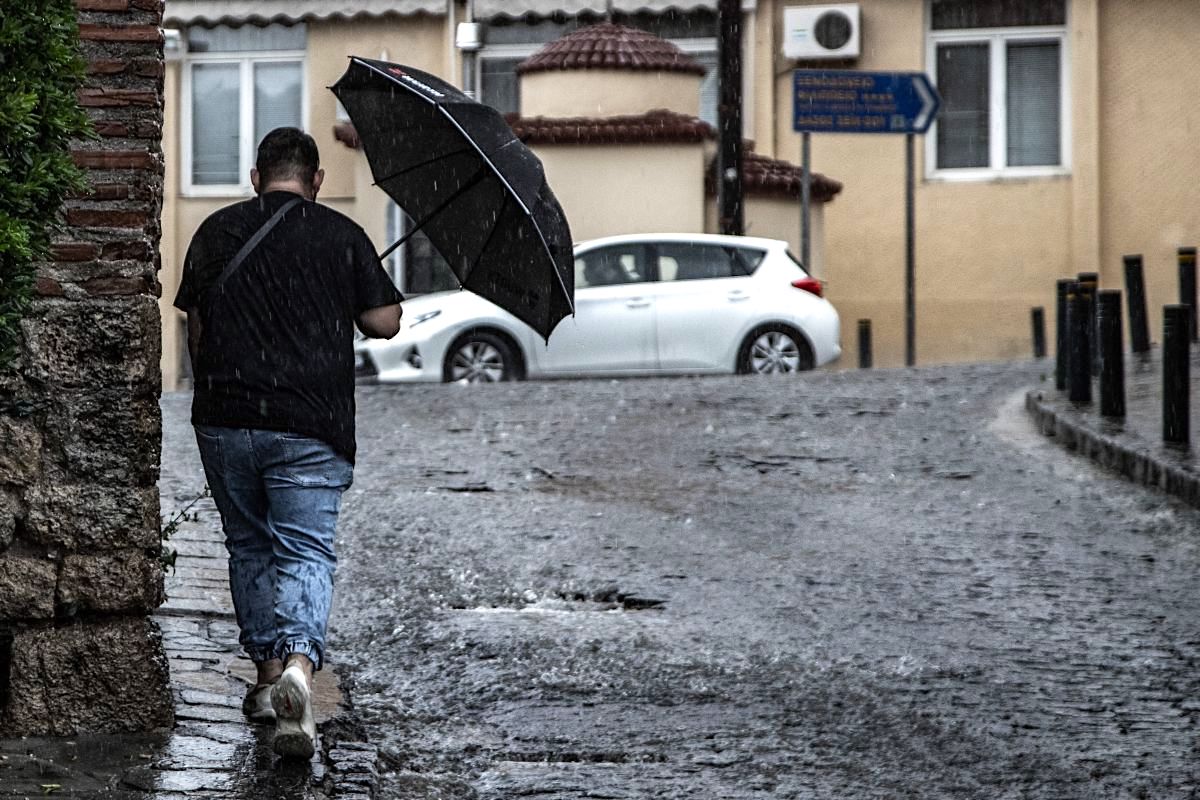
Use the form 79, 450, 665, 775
801, 132, 811, 270
792, 69, 940, 366
905, 133, 915, 366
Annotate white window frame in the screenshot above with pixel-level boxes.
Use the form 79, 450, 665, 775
925, 22, 1070, 182
181, 36, 308, 197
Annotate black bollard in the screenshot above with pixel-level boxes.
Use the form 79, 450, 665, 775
1097, 290, 1125, 417
1031, 307, 1046, 359
1055, 279, 1071, 390
1068, 282, 1091, 402
857, 319, 872, 369
1077, 272, 1099, 374
1163, 304, 1190, 444
1179, 247, 1197, 342
1124, 255, 1151, 353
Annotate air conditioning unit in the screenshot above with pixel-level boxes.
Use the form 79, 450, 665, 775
783, 4, 861, 60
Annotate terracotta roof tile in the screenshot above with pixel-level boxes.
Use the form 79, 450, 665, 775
517, 23, 707, 76
507, 109, 714, 145
708, 152, 843, 203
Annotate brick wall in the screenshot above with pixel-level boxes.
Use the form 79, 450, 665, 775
0, 0, 172, 735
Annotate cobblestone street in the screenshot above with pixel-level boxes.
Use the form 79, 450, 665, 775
155, 360, 1200, 798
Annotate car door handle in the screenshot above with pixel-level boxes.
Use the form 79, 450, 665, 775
626, 298, 651, 309
727, 290, 749, 302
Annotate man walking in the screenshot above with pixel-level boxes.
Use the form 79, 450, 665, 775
174, 128, 402, 759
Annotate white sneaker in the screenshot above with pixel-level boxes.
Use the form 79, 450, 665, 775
270, 664, 316, 759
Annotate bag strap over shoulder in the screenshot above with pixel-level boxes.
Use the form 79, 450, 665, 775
213, 197, 302, 293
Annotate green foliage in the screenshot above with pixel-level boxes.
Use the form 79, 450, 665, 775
0, 3, 92, 367
159, 487, 212, 574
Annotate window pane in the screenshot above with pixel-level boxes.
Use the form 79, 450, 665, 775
936, 44, 990, 169
575, 246, 644, 288
403, 233, 458, 294
191, 62, 240, 185
1007, 42, 1060, 167
479, 18, 576, 46
480, 57, 523, 114
694, 52, 719, 126
389, 205, 457, 295
188, 23, 306, 52
624, 10, 717, 40
254, 61, 302, 146
931, 0, 1065, 30
654, 243, 739, 281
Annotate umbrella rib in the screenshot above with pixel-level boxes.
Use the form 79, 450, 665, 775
433, 108, 576, 317
378, 165, 489, 262
371, 147, 477, 187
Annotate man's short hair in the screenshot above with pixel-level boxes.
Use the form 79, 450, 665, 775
256, 127, 320, 187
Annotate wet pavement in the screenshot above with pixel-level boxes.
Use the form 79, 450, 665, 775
329, 360, 1200, 798
7, 357, 1200, 797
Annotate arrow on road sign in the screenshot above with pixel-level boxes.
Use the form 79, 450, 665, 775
792, 69, 942, 135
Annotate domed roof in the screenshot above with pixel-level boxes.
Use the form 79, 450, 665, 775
517, 23, 707, 76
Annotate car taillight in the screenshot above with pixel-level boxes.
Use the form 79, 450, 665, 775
791, 276, 823, 298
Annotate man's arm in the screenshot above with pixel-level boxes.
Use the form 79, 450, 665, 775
185, 308, 201, 366
356, 304, 402, 339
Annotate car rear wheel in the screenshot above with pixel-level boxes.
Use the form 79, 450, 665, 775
736, 325, 814, 375
443, 331, 521, 383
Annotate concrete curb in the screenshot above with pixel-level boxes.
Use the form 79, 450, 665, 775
1025, 389, 1200, 509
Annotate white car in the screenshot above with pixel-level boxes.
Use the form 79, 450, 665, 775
356, 233, 841, 383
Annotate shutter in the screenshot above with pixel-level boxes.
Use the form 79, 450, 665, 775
191, 62, 241, 184
254, 61, 303, 146
695, 52, 719, 126
1006, 41, 1061, 167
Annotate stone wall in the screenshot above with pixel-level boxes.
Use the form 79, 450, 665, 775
0, 0, 171, 735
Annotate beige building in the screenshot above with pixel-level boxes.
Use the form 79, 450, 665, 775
160, 0, 1200, 387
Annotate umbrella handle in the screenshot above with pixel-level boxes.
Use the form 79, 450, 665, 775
378, 165, 489, 262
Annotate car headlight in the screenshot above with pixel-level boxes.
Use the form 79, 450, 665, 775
408, 310, 441, 328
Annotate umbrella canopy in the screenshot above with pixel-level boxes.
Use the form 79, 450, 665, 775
331, 57, 574, 339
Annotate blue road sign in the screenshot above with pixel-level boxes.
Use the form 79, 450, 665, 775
792, 69, 941, 134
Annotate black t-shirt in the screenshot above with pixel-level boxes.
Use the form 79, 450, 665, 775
174, 191, 402, 463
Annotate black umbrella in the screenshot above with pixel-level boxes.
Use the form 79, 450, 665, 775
331, 57, 574, 339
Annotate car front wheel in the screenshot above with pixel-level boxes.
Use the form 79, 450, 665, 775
736, 325, 814, 375
443, 331, 522, 383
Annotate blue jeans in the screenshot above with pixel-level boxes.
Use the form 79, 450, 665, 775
194, 426, 353, 670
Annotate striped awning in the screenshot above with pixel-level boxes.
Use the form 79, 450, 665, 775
474, 0, 725, 17
165, 0, 756, 27
163, 1, 445, 27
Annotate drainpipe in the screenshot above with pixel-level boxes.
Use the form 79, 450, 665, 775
457, 0, 481, 99
447, 0, 457, 84
717, 0, 744, 236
